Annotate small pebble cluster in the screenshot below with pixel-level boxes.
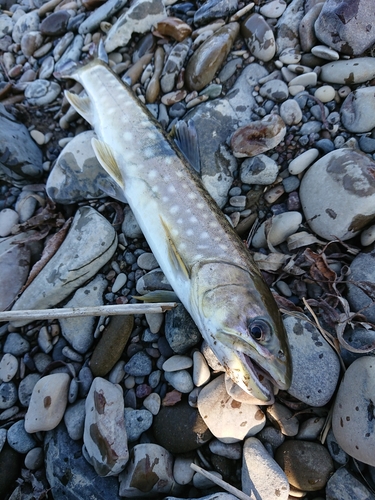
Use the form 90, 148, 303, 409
2, 0, 375, 499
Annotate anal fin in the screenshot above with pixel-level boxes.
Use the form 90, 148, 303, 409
64, 90, 93, 125
91, 138, 125, 190
160, 216, 190, 280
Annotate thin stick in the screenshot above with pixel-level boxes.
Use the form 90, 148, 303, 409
190, 463, 252, 500
0, 303, 177, 322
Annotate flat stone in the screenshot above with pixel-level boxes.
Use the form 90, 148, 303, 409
24, 79, 61, 106
11, 206, 117, 326
163, 355, 193, 372
40, 10, 70, 36
288, 148, 319, 175
0, 381, 18, 409
242, 437, 289, 499
266, 403, 299, 436
275, 440, 334, 491
0, 354, 18, 383
3, 332, 30, 356
0, 242, 30, 311
197, 374, 266, 443
124, 351, 153, 377
341, 86, 375, 133
45, 424, 122, 500
194, 0, 238, 26
275, 0, 304, 54
185, 23, 239, 91
332, 357, 375, 466
283, 314, 340, 406
164, 370, 194, 393
119, 443, 175, 497
260, 0, 286, 18
18, 373, 41, 407
78, 0, 128, 34
326, 467, 375, 500
7, 420, 37, 454
64, 399, 86, 441
84, 377, 128, 476
315, 0, 375, 56
299, 3, 323, 52
161, 38, 191, 94
241, 13, 275, 62
299, 148, 375, 241
105, 0, 166, 53
320, 57, 375, 84
25, 373, 70, 433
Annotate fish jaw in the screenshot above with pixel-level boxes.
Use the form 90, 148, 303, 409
191, 261, 292, 402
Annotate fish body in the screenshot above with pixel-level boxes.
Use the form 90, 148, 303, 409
59, 56, 291, 401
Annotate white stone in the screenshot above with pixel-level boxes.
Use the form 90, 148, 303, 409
84, 377, 128, 476
288, 85, 305, 96
242, 437, 289, 499
320, 57, 375, 85
299, 148, 375, 240
197, 374, 265, 443
361, 224, 375, 246
0, 209, 19, 237
332, 357, 375, 466
311, 45, 339, 61
341, 87, 375, 133
25, 373, 70, 433
164, 370, 194, 393
163, 355, 193, 372
278, 47, 301, 65
192, 351, 211, 387
259, 0, 286, 18
145, 312, 164, 333
173, 456, 195, 485
112, 272, 127, 293
279, 99, 302, 125
208, 438, 242, 460
0, 353, 18, 383
143, 393, 161, 415
30, 129, 45, 145
289, 72, 317, 87
288, 148, 319, 175
252, 211, 302, 248
314, 85, 336, 103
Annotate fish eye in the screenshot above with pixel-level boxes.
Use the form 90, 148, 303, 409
248, 318, 272, 342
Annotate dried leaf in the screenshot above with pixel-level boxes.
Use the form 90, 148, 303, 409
304, 248, 337, 293
20, 217, 72, 293
253, 252, 289, 271
273, 292, 304, 312
162, 389, 182, 406
287, 231, 325, 251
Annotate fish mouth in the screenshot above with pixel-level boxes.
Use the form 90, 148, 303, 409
239, 351, 275, 401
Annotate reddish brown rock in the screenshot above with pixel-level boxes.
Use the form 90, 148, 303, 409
155, 17, 192, 42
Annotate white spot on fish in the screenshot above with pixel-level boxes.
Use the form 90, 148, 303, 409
189, 216, 198, 224
172, 228, 179, 236
147, 132, 157, 140
144, 147, 154, 158
123, 131, 133, 141
186, 229, 194, 236
214, 237, 221, 242
197, 244, 209, 249
176, 171, 183, 178
180, 242, 187, 249
187, 192, 197, 199
168, 185, 176, 194
152, 185, 159, 193
162, 196, 169, 202
197, 203, 204, 209
170, 205, 179, 214
219, 244, 228, 251
200, 232, 209, 239
177, 218, 183, 224
209, 221, 219, 228
148, 170, 158, 179
165, 157, 172, 165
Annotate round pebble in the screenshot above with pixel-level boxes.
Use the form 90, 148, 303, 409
314, 85, 336, 103
0, 354, 18, 383
0, 209, 19, 237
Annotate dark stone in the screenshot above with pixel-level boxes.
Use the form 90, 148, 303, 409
0, 444, 21, 496
44, 424, 122, 500
40, 11, 71, 36
153, 400, 213, 453
359, 135, 375, 153
194, 0, 238, 26
164, 303, 201, 354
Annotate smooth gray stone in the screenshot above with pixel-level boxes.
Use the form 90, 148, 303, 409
194, 0, 238, 26
78, 0, 129, 34
275, 0, 304, 54
54, 34, 83, 73
7, 420, 37, 454
124, 351, 153, 377
184, 63, 268, 207
0, 104, 43, 185
44, 424, 122, 500
11, 207, 117, 327
165, 303, 201, 354
326, 467, 375, 500
64, 399, 86, 441
12, 11, 40, 44
0, 243, 30, 311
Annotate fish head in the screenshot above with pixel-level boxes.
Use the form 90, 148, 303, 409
191, 261, 291, 402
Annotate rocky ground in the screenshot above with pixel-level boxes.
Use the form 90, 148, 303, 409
1, 0, 375, 499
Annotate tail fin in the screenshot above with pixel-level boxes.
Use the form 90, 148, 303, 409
54, 40, 108, 80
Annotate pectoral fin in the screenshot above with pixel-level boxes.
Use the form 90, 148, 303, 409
133, 291, 180, 303
64, 91, 93, 125
160, 216, 190, 280
91, 138, 125, 190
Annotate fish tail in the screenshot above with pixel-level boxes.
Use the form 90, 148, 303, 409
54, 40, 108, 81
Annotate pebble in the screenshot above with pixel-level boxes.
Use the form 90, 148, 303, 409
299, 148, 375, 241
197, 374, 266, 444
332, 357, 375, 467
240, 154, 279, 185
283, 314, 340, 406
266, 403, 299, 437
172, 455, 195, 485
124, 351, 153, 377
3, 333, 30, 356
320, 57, 375, 84
164, 303, 201, 354
311, 45, 339, 61
84, 377, 128, 477
161, 38, 191, 94
314, 85, 336, 103
0, 381, 18, 409
275, 440, 334, 492
64, 399, 86, 441
0, 208, 19, 237
259, 79, 289, 102
341, 86, 375, 133
326, 467, 375, 500
288, 72, 317, 87
0, 354, 18, 383
231, 114, 286, 158
275, 0, 304, 55
124, 408, 153, 441
25, 373, 70, 433
24, 79, 61, 106
259, 0, 286, 19
7, 420, 37, 454
143, 392, 161, 415
163, 355, 193, 372
18, 373, 41, 407
242, 437, 289, 500
192, 350, 211, 387
252, 211, 302, 248
185, 23, 239, 91
164, 370, 194, 393
241, 13, 276, 62
24, 447, 44, 470
288, 148, 319, 175
279, 98, 302, 125
361, 224, 375, 246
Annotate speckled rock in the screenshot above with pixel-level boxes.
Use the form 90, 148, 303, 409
40, 10, 70, 36
185, 22, 239, 91
275, 440, 334, 492
161, 38, 191, 94
231, 114, 286, 158
164, 303, 201, 354
78, 0, 129, 35
11, 207, 117, 326
119, 443, 175, 497
241, 13, 276, 62
0, 104, 43, 185
104, 0, 166, 53
24, 79, 61, 106
84, 377, 128, 476
283, 314, 340, 406
279, 98, 303, 125
197, 374, 266, 444
25, 373, 70, 433
0, 239, 30, 311
326, 467, 375, 500
332, 357, 375, 467
194, 0, 238, 26
315, 0, 375, 56
46, 131, 116, 204
12, 11, 40, 44
299, 148, 375, 241
320, 57, 375, 84
275, 0, 304, 54
242, 437, 289, 500
153, 401, 213, 453
299, 3, 323, 52
240, 154, 279, 185
341, 87, 375, 133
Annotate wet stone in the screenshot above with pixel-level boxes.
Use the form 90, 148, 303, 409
241, 13, 276, 62
40, 10, 70, 36
194, 0, 238, 26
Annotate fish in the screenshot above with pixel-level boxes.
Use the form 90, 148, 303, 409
56, 46, 292, 402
